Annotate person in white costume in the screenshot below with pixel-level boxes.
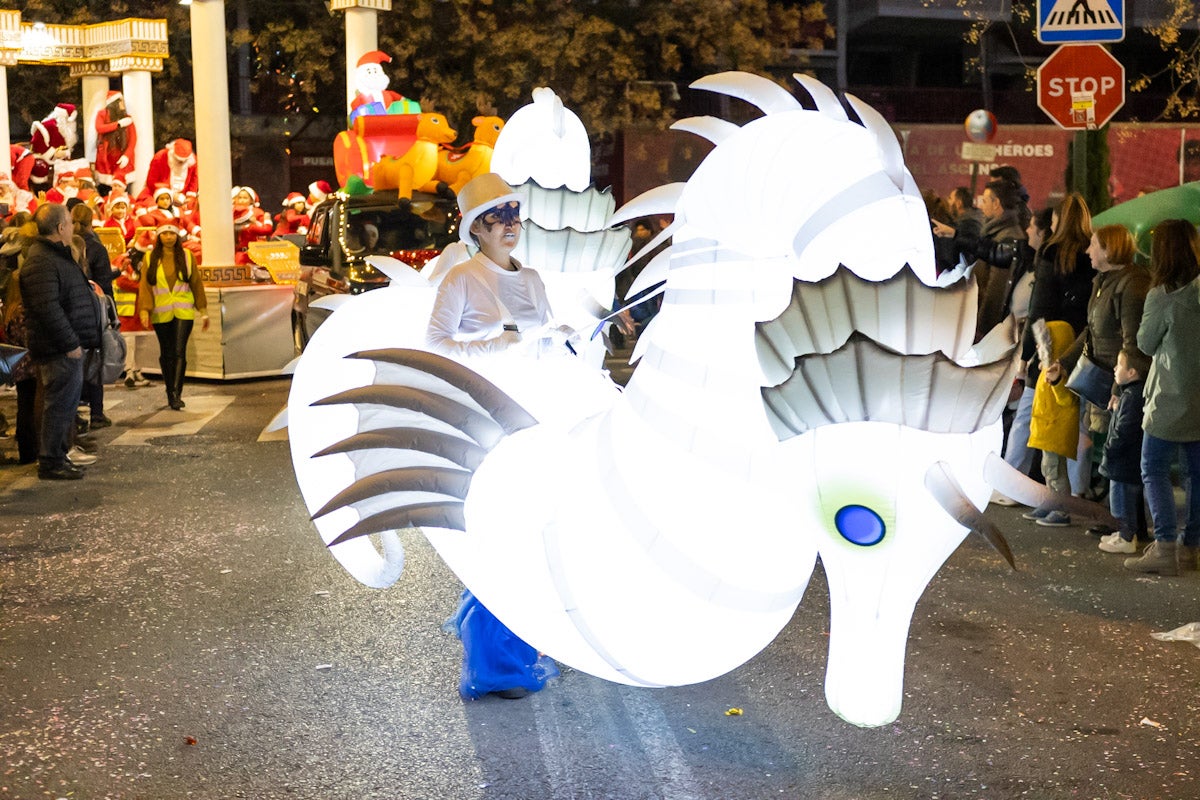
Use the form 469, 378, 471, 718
426, 173, 554, 358
425, 171, 562, 700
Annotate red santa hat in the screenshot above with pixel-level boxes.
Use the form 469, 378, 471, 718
106, 193, 130, 209
170, 139, 194, 161
156, 222, 182, 237
232, 186, 260, 205
282, 192, 305, 207
308, 180, 332, 203
153, 186, 174, 201
105, 90, 123, 105
56, 103, 77, 119
356, 50, 392, 68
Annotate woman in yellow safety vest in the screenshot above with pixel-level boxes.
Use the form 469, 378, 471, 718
137, 223, 208, 410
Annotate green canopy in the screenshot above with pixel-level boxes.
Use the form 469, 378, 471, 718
1092, 182, 1200, 264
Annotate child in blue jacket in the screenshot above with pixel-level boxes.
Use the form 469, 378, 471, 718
1098, 348, 1148, 553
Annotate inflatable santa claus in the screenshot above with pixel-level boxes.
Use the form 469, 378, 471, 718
139, 139, 198, 205
348, 50, 420, 123
93, 91, 138, 194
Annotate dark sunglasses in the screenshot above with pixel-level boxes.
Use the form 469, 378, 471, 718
479, 202, 521, 227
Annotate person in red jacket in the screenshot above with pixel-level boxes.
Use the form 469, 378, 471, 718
93, 91, 137, 194
134, 187, 181, 253
29, 103, 79, 193
9, 144, 35, 190
139, 139, 198, 206
232, 186, 273, 265
100, 193, 136, 245
0, 172, 37, 218
274, 192, 310, 235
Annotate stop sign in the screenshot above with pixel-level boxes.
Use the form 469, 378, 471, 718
1037, 44, 1125, 129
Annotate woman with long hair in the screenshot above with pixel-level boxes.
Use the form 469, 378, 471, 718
137, 224, 208, 410
1123, 220, 1200, 575
1018, 192, 1097, 509
992, 206, 1055, 506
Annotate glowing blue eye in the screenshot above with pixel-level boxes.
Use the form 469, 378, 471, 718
835, 504, 885, 546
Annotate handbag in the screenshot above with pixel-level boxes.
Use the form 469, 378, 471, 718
97, 293, 127, 384
1066, 351, 1113, 408
84, 285, 127, 385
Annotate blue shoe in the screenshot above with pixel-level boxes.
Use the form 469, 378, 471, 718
1036, 510, 1073, 527
1021, 507, 1051, 521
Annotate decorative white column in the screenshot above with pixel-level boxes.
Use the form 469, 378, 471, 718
0, 66, 9, 175
330, 1, 391, 116
0, 9, 18, 176
121, 70, 155, 195
344, 8, 377, 116
190, 0, 235, 267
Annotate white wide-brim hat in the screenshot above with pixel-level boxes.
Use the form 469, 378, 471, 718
457, 172, 522, 246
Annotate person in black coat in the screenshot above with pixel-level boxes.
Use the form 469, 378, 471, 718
1097, 349, 1148, 553
18, 203, 100, 480
1019, 192, 1097, 495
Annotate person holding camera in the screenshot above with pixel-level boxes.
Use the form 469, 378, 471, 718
971, 179, 1028, 340
933, 179, 1027, 340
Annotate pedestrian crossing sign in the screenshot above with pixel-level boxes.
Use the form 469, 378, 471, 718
1038, 0, 1124, 44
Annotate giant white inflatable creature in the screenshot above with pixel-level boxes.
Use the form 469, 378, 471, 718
288, 72, 1110, 727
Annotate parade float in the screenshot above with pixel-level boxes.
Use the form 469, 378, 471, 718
287, 71, 1116, 727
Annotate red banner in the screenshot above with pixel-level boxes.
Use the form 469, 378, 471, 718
899, 123, 1200, 212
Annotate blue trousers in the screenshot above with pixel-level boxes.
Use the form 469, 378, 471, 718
1141, 434, 1200, 545
37, 353, 83, 469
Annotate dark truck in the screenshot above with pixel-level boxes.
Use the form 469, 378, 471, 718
292, 189, 459, 351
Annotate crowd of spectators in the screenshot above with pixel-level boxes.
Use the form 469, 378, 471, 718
930, 167, 1200, 576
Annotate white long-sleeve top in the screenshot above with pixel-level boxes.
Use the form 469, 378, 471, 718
426, 251, 552, 358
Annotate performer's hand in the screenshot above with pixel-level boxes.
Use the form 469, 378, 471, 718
139, 311, 150, 328
201, 315, 211, 332
117, 156, 129, 169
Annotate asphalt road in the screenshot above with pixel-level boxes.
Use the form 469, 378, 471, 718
2, 374, 1200, 800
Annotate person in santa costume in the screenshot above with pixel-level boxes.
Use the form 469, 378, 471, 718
93, 91, 137, 195
273, 192, 310, 235
139, 139, 198, 206
306, 179, 333, 215
29, 103, 80, 192
0, 173, 36, 218
348, 50, 420, 123
8, 144, 35, 191
134, 187, 181, 253
232, 186, 274, 265
44, 166, 97, 205
100, 193, 137, 244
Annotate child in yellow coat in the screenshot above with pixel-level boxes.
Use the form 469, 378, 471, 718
1024, 319, 1080, 527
